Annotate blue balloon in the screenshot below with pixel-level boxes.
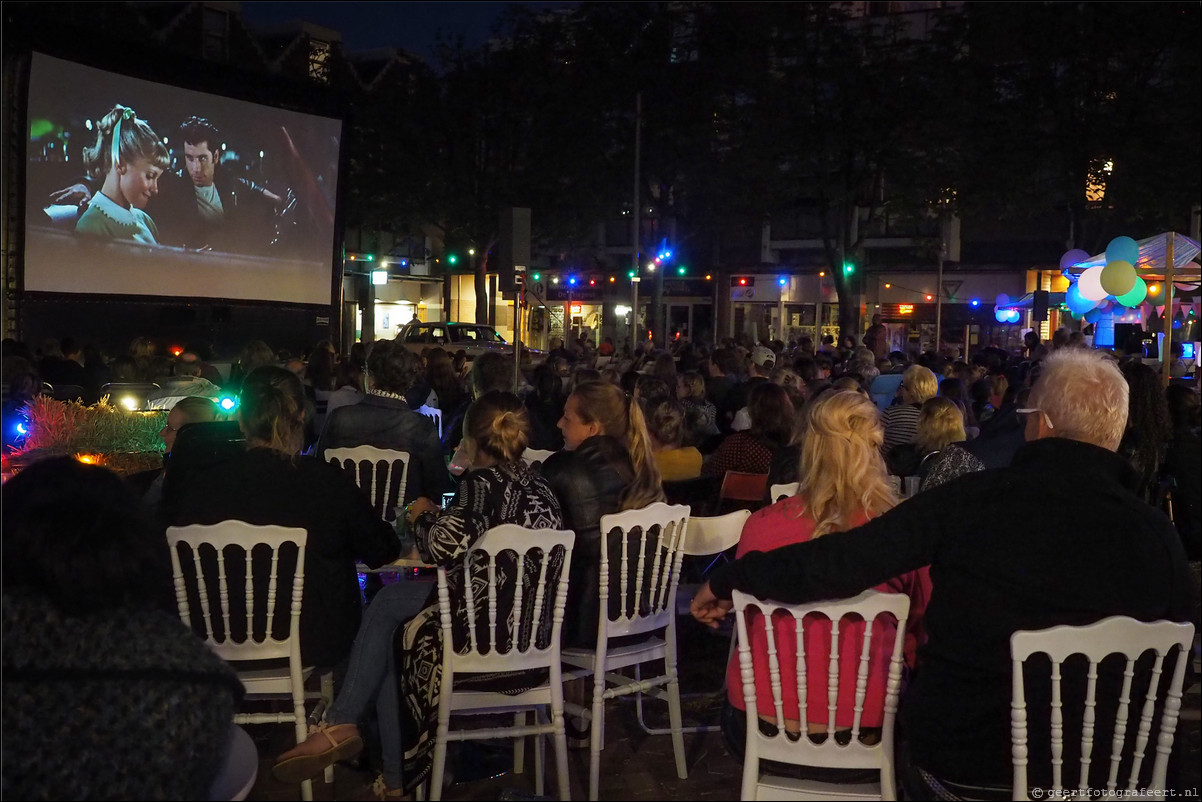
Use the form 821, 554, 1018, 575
1105, 236, 1139, 267
1059, 248, 1091, 271
1084, 307, 1103, 324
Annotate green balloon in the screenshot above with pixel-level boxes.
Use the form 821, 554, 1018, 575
1116, 277, 1147, 308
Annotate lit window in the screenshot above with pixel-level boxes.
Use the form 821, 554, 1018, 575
1086, 159, 1113, 203
309, 39, 332, 83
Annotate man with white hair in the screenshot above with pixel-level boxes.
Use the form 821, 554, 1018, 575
692, 348, 1193, 797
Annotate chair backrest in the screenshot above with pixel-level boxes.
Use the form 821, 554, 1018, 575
720, 471, 769, 503
887, 475, 920, 501
732, 588, 911, 796
597, 502, 691, 640
325, 445, 411, 523
662, 474, 721, 517
166, 521, 308, 664
769, 482, 799, 502
1009, 616, 1195, 798
682, 509, 751, 557
50, 383, 86, 402
437, 524, 575, 674
418, 404, 444, 438
521, 448, 556, 470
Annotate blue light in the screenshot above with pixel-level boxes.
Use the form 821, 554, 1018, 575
400, 259, 409, 267
15, 422, 27, 435
664, 250, 672, 259
779, 277, 787, 286
971, 299, 980, 307
569, 276, 578, 286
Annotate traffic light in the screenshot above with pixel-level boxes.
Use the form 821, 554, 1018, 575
843, 261, 855, 275
731, 276, 756, 287
447, 254, 458, 265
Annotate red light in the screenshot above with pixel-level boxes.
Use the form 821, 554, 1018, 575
589, 279, 596, 286
926, 295, 933, 301
169, 345, 183, 357
739, 278, 747, 285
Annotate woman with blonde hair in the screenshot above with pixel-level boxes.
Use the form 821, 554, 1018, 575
274, 390, 564, 797
722, 390, 930, 775
881, 364, 939, 454
887, 395, 968, 479
75, 105, 169, 245
543, 380, 664, 648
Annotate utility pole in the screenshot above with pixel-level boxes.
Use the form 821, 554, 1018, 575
632, 92, 642, 351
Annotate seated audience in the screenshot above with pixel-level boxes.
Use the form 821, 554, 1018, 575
172, 365, 400, 668
880, 365, 939, 454
317, 339, 450, 507
3, 457, 244, 800
272, 391, 563, 797
645, 396, 703, 481
693, 348, 1194, 796
1117, 361, 1172, 505
703, 382, 798, 486
542, 380, 665, 649
722, 390, 930, 767
524, 362, 567, 451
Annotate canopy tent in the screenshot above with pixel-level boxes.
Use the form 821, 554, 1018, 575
1064, 232, 1201, 285
1061, 231, 1199, 384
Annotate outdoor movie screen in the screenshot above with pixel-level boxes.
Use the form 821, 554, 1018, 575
23, 53, 343, 306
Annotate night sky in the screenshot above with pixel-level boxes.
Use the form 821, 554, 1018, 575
239, 2, 577, 66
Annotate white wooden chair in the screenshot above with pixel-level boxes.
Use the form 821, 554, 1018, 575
520, 448, 556, 470
770, 482, 799, 502
418, 404, 444, 439
562, 502, 692, 801
639, 509, 752, 736
732, 588, 911, 801
1010, 616, 1195, 800
167, 522, 333, 802
427, 525, 576, 801
325, 445, 411, 524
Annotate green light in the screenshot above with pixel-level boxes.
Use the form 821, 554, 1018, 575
843, 262, 855, 275
677, 266, 686, 275
627, 270, 636, 278
532, 273, 541, 281
365, 254, 375, 262
447, 254, 458, 265
219, 396, 237, 411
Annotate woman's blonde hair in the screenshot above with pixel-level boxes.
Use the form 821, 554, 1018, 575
82, 105, 169, 182
238, 366, 306, 455
680, 371, 706, 400
463, 390, 529, 464
796, 390, 897, 537
569, 381, 664, 510
900, 364, 939, 405
916, 396, 966, 453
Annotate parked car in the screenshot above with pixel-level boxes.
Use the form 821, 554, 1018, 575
396, 321, 544, 361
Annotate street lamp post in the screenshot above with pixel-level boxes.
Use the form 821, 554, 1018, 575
631, 276, 641, 350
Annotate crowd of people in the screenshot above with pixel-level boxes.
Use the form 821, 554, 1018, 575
2, 323, 1199, 799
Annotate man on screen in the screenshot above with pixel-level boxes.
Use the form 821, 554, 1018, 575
153, 116, 285, 252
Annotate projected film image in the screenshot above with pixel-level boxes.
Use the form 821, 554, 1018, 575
24, 54, 343, 306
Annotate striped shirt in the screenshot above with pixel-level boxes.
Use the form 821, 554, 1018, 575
881, 403, 921, 455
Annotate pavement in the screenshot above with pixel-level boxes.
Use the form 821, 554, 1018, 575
243, 597, 1202, 801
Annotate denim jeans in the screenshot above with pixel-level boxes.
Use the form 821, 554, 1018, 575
326, 579, 430, 789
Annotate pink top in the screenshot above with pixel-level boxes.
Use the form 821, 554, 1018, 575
725, 494, 931, 728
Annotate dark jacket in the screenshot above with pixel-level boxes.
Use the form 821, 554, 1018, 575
172, 448, 400, 666
709, 437, 1194, 789
541, 436, 633, 648
316, 393, 451, 504
154, 168, 277, 252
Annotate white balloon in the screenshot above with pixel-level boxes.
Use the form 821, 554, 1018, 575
1077, 266, 1108, 302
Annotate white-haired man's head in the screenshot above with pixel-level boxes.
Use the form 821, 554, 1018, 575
1025, 348, 1128, 450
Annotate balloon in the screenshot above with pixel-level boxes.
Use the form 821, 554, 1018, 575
1070, 310, 1084, 321
994, 306, 1010, 323
1105, 236, 1139, 266
1078, 266, 1108, 301
1065, 282, 1096, 315
1097, 300, 1112, 312
1084, 307, 1103, 324
1007, 310, 1021, 324
1059, 248, 1091, 271
1099, 260, 1136, 297
1115, 277, 1147, 308
995, 293, 1010, 308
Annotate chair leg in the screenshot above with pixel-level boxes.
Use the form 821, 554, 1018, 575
429, 704, 452, 802
552, 699, 571, 802
299, 778, 314, 801
533, 707, 546, 797
513, 711, 526, 775
294, 688, 314, 800
588, 673, 606, 801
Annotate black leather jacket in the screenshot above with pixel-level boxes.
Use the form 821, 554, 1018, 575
154, 169, 277, 251
540, 435, 633, 648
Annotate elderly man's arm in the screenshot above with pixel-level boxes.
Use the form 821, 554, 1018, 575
698, 488, 946, 616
